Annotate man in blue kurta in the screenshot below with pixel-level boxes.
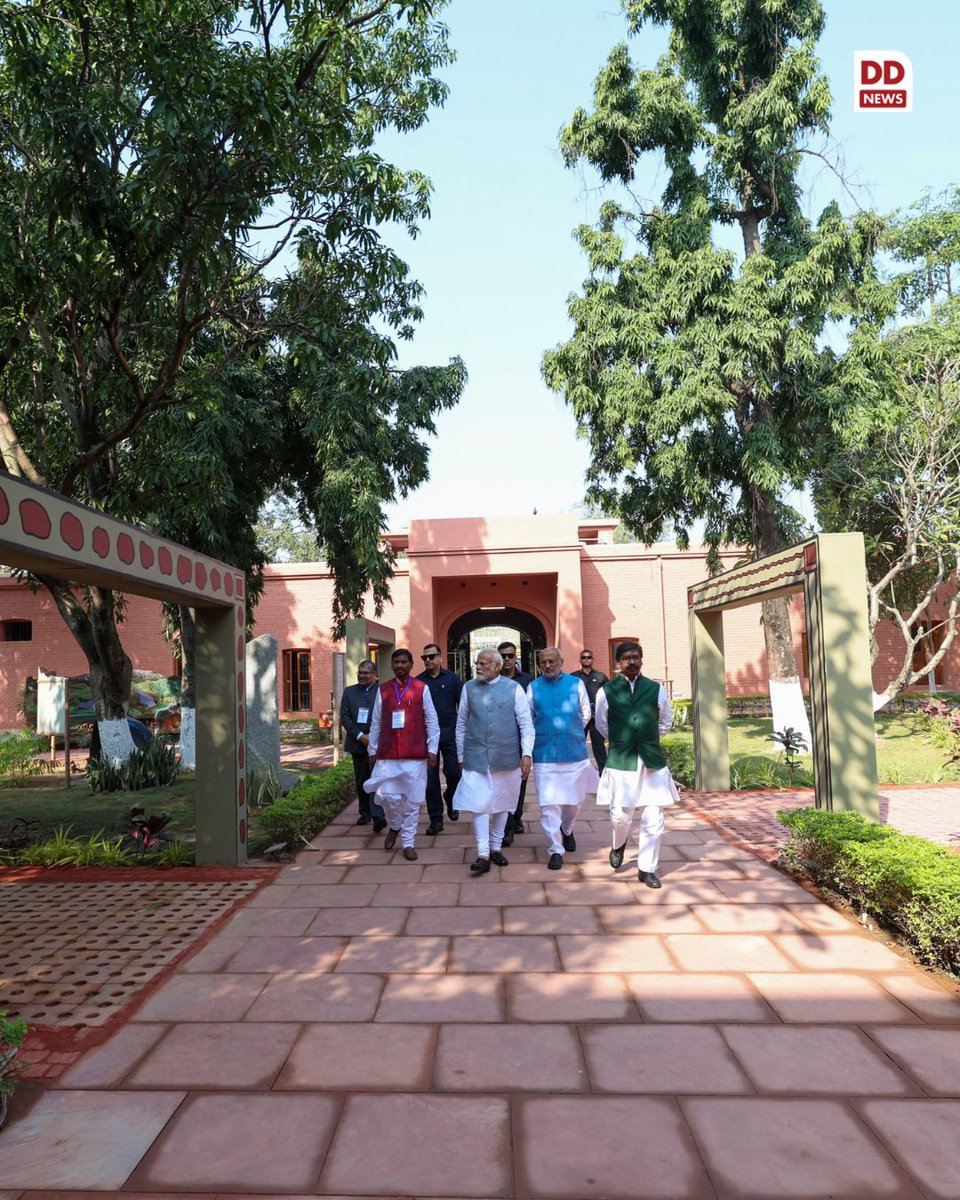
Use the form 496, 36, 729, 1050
528, 647, 598, 870
595, 640, 676, 888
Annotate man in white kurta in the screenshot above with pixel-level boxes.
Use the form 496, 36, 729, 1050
595, 640, 676, 888
528, 648, 599, 871
455, 649, 534, 874
365, 648, 440, 861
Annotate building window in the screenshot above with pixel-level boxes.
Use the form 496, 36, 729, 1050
282, 649, 312, 712
1, 620, 32, 642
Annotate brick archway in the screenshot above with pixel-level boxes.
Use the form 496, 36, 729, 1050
446, 606, 548, 678
0, 475, 245, 864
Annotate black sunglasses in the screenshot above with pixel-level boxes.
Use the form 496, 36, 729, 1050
421, 653, 438, 660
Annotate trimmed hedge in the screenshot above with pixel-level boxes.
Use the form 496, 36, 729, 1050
250, 761, 355, 851
778, 807, 960, 975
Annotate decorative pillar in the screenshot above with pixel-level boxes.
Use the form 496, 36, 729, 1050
690, 606, 730, 791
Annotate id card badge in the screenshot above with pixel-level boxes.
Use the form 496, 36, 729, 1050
357, 707, 369, 724
391, 709, 406, 730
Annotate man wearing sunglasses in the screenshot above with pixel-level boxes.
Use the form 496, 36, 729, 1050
572, 649, 610, 773
497, 641, 533, 845
416, 643, 463, 835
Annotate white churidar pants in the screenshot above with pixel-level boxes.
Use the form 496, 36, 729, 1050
597, 763, 676, 872
534, 759, 599, 857
364, 759, 427, 849
539, 802, 582, 857
473, 811, 509, 858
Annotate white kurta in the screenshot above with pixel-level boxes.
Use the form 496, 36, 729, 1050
594, 679, 677, 809
453, 676, 534, 815
363, 686, 440, 804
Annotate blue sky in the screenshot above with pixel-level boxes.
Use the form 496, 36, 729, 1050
378, 0, 960, 529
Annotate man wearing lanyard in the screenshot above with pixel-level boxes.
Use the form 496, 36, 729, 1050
338, 659, 385, 830
416, 642, 463, 835
365, 648, 440, 861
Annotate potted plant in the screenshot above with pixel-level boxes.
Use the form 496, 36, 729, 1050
0, 1010, 27, 1131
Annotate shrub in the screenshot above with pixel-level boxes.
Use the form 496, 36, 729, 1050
662, 737, 695, 788
779, 807, 960, 974
87, 735, 180, 792
0, 729, 55, 786
250, 762, 354, 851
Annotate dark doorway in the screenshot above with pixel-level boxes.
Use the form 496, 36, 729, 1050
446, 607, 548, 679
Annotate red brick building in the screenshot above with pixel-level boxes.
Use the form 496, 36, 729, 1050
1, 513, 956, 727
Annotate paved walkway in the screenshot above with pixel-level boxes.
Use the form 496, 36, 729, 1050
1, 795, 960, 1198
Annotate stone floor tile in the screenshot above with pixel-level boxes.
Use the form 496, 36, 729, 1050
712, 878, 820, 903
375, 973, 504, 1022
419, 862, 497, 882
498, 860, 578, 882
599, 905, 706, 934
276, 1022, 435, 1090
0, 1090, 185, 1189
132, 972, 268, 1021
458, 881, 547, 906
222, 936, 346, 974
773, 932, 909, 971
877, 972, 960, 1021
656, 860, 746, 881
179, 935, 249, 973
787, 901, 859, 932
126, 1022, 300, 1088
545, 881, 640, 905
370, 882, 462, 907
722, 1025, 917, 1095
57, 1023, 167, 1088
449, 933, 560, 973
683, 1097, 922, 1198
404, 905, 502, 935
270, 882, 380, 908
868, 1027, 960, 1094
583, 1024, 749, 1094
434, 1023, 585, 1091
318, 1094, 510, 1197
339, 864, 425, 884
557, 934, 675, 972
221, 906, 316, 937
270, 865, 350, 886
287, 849, 385, 867
677, 841, 749, 861
305, 907, 409, 937
858, 1098, 960, 1198
627, 972, 775, 1022
334, 934, 449, 973
127, 1093, 340, 1193
666, 933, 792, 972
627, 879, 730, 904
748, 972, 921, 1023
245, 972, 383, 1021
508, 972, 638, 1022
503, 905, 602, 934
516, 1095, 712, 1199
405, 846, 474, 865
690, 903, 810, 933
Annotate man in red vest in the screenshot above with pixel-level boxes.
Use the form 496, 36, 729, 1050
365, 648, 440, 861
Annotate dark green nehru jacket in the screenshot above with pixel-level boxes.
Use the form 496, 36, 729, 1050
604, 674, 667, 771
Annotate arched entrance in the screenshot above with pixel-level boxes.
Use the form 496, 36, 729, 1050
446, 607, 548, 679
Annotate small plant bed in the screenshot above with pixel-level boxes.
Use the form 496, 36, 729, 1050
247, 760, 354, 856
778, 807, 960, 977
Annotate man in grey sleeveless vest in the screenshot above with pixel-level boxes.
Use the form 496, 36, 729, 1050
455, 648, 534, 874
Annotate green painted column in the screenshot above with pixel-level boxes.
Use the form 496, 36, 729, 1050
194, 603, 246, 865
804, 534, 879, 818
690, 608, 730, 791
344, 619, 369, 686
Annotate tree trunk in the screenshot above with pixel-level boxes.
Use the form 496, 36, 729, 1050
36, 575, 136, 761
177, 605, 197, 770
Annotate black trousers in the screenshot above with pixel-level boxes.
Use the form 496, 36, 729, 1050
587, 719, 607, 773
351, 752, 383, 821
425, 737, 461, 822
511, 777, 528, 822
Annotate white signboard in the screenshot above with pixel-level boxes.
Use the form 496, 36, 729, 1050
36, 669, 67, 736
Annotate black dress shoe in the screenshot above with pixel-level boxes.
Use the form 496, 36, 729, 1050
356, 815, 372, 825
470, 856, 491, 874
446, 801, 460, 822
547, 852, 563, 871
373, 817, 387, 833
501, 821, 514, 848
609, 842, 627, 869
639, 869, 662, 889
426, 820, 444, 836
490, 850, 509, 866
561, 830, 577, 852
513, 818, 525, 834
383, 828, 399, 850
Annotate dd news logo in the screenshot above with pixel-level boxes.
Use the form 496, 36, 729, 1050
854, 51, 913, 112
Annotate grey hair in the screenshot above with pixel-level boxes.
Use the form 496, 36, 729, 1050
476, 648, 503, 667
358, 659, 376, 671
539, 646, 563, 662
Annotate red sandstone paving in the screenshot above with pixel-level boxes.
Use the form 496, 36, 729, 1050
4, 793, 960, 1198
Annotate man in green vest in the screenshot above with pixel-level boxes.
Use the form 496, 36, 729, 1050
594, 641, 676, 888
